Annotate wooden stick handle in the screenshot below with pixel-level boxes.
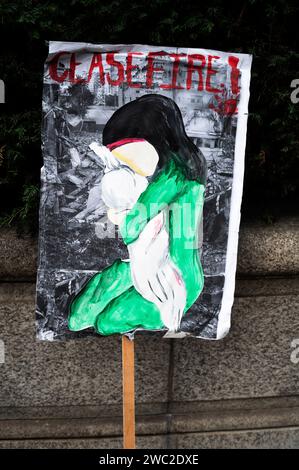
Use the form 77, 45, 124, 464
122, 335, 136, 449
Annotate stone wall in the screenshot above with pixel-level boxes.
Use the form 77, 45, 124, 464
0, 217, 298, 448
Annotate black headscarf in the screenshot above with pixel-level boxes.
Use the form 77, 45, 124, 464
103, 94, 207, 184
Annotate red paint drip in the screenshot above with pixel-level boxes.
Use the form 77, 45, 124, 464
228, 56, 240, 95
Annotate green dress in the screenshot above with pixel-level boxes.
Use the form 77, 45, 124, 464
68, 157, 205, 335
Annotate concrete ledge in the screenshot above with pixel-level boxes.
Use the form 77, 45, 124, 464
0, 427, 298, 449
0, 217, 298, 280
0, 396, 298, 449
0, 396, 298, 440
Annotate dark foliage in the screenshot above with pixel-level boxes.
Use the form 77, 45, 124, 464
0, 0, 298, 231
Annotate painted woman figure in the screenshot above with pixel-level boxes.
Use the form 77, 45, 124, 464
68, 94, 207, 336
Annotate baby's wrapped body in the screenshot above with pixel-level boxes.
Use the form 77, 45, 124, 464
128, 210, 187, 332
68, 142, 205, 336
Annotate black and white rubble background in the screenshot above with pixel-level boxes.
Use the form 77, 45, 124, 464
36, 46, 243, 341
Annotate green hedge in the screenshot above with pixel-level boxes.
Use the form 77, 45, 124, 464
0, 0, 298, 231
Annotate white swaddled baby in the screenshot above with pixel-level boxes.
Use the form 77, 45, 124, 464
89, 141, 186, 332
90, 141, 149, 224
